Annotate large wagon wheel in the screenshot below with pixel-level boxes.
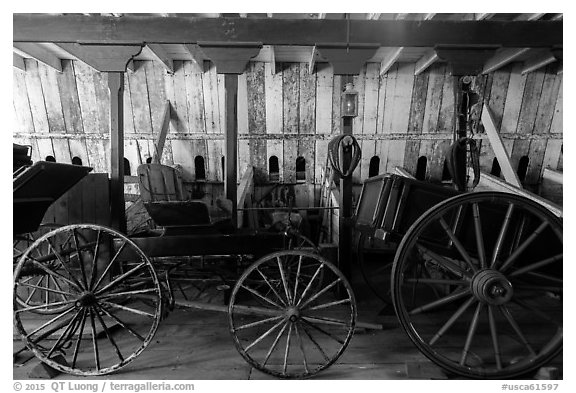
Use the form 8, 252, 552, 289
391, 192, 562, 379
14, 224, 163, 376
229, 250, 356, 378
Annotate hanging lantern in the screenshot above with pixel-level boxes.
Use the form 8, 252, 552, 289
341, 82, 358, 118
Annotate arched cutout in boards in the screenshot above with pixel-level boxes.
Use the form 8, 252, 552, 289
72, 156, 83, 166
368, 156, 380, 178
45, 155, 56, 162
123, 158, 131, 176
490, 157, 501, 177
415, 156, 427, 181
517, 156, 529, 182
269, 155, 280, 182
296, 156, 306, 182
195, 156, 206, 180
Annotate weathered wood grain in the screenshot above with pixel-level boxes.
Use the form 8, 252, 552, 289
315, 64, 333, 135
237, 139, 251, 178
201, 61, 219, 134
437, 70, 455, 134
282, 63, 299, 134
392, 63, 416, 134
525, 138, 547, 184
247, 62, 267, 135
331, 74, 342, 134
74, 61, 101, 134
146, 61, 168, 135
360, 139, 377, 179
172, 60, 189, 133
486, 66, 511, 131
13, 68, 35, 133
352, 66, 366, 134
549, 76, 562, 134
23, 59, 50, 133
362, 63, 379, 134
541, 139, 562, 172
421, 63, 445, 133
534, 65, 562, 134
128, 62, 153, 135
92, 69, 109, 133
206, 140, 224, 181
265, 62, 283, 134
380, 63, 397, 134
298, 138, 315, 183
56, 60, 84, 134
36, 137, 55, 160
516, 69, 546, 134
171, 139, 195, 181
51, 138, 71, 163
266, 139, 284, 182
37, 63, 66, 132
500, 63, 527, 134
315, 139, 329, 184
283, 139, 298, 183
299, 63, 316, 134
237, 72, 249, 135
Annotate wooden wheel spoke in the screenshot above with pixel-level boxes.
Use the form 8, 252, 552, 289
93, 306, 124, 362
490, 203, 515, 268
299, 278, 342, 310
20, 281, 74, 297
98, 300, 156, 319
234, 315, 284, 332
98, 288, 158, 300
24, 275, 44, 304
262, 322, 289, 366
89, 308, 101, 371
71, 229, 89, 289
15, 298, 76, 314
523, 271, 562, 284
295, 263, 325, 307
92, 241, 127, 292
95, 262, 146, 295
512, 299, 558, 325
300, 322, 330, 362
71, 308, 88, 368
438, 217, 477, 273
499, 221, 549, 272
404, 278, 468, 286
240, 284, 284, 310
509, 254, 563, 277
49, 275, 71, 301
429, 297, 476, 345
293, 255, 302, 304
244, 317, 287, 353
46, 309, 83, 358
47, 241, 85, 290
255, 268, 287, 307
472, 203, 487, 269
283, 322, 293, 374
499, 305, 536, 356
460, 302, 483, 366
409, 288, 471, 315
276, 257, 293, 305
487, 305, 502, 370
89, 229, 102, 289
417, 245, 472, 278
26, 306, 77, 339
514, 284, 562, 293
306, 298, 350, 312
300, 317, 345, 345
30, 259, 83, 293
96, 303, 145, 341
294, 323, 309, 374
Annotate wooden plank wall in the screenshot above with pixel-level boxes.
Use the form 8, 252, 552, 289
14, 59, 563, 201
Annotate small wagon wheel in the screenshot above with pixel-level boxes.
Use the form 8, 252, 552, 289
355, 232, 396, 303
391, 192, 562, 379
13, 223, 69, 314
229, 250, 356, 378
14, 224, 163, 376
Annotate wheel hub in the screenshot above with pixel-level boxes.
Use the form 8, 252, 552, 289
471, 269, 513, 305
285, 307, 300, 322
76, 292, 97, 308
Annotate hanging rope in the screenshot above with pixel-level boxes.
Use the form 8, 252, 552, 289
327, 135, 362, 178
446, 137, 481, 192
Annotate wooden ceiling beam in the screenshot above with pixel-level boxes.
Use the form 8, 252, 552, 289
266, 45, 276, 74
317, 13, 326, 19
482, 47, 531, 74
521, 50, 559, 74
309, 45, 318, 74
13, 15, 562, 48
317, 46, 379, 75
379, 47, 403, 76
414, 49, 439, 75
13, 43, 62, 72
145, 44, 174, 73
368, 13, 381, 20
55, 43, 143, 72
514, 13, 545, 21
197, 44, 262, 74
13, 53, 26, 71
476, 13, 495, 20
183, 43, 206, 73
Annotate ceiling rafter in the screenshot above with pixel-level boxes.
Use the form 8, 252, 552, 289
183, 43, 206, 73
55, 43, 142, 72
476, 13, 495, 20
13, 43, 62, 72
415, 49, 439, 75
309, 45, 318, 74
367, 13, 381, 20
521, 50, 560, 74
265, 45, 276, 74
482, 47, 531, 74
514, 13, 545, 21
145, 44, 174, 73
13, 53, 26, 71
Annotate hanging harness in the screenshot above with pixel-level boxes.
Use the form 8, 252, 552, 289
327, 135, 362, 178
446, 137, 481, 192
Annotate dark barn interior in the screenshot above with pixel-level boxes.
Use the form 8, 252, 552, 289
12, 12, 563, 381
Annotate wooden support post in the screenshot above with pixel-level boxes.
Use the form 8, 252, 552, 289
108, 72, 126, 233
225, 74, 239, 228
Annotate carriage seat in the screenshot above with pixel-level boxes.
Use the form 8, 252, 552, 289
138, 163, 219, 228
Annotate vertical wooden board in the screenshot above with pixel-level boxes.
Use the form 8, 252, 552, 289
267, 139, 284, 182
360, 139, 377, 179
283, 139, 298, 182
250, 139, 268, 184
265, 62, 283, 134
161, 139, 174, 166
437, 70, 456, 134
190, 139, 208, 173
171, 139, 195, 181
123, 139, 141, 174
331, 74, 342, 134
421, 64, 445, 133
352, 66, 366, 134
376, 69, 388, 134
315, 64, 333, 135
470, 74, 491, 134
185, 61, 206, 133
534, 65, 562, 134
299, 63, 316, 134
298, 138, 315, 183
237, 72, 249, 135
52, 138, 71, 163
362, 63, 380, 135
123, 71, 136, 135
418, 140, 435, 181
13, 68, 35, 133
247, 62, 267, 134
516, 69, 545, 134
171, 61, 189, 133
430, 139, 451, 181
201, 61, 219, 134
557, 144, 563, 171
56, 60, 84, 134
128, 62, 153, 135
510, 139, 530, 174
23, 59, 50, 133
381, 63, 397, 134
136, 138, 152, 163
37, 63, 66, 132
392, 63, 416, 134
85, 138, 108, 173
36, 137, 55, 160
146, 61, 168, 135
385, 140, 407, 174
237, 139, 251, 178
282, 63, 299, 134
376, 140, 390, 173
74, 61, 100, 134
93, 174, 111, 226
485, 67, 511, 132
92, 70, 109, 134
315, 139, 329, 184
478, 138, 497, 174
550, 76, 562, 134
163, 67, 177, 134
408, 72, 429, 134
500, 63, 527, 134
218, 74, 226, 135
525, 138, 547, 184
541, 138, 563, 171
403, 140, 421, 175
206, 140, 224, 181
66, 137, 89, 166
